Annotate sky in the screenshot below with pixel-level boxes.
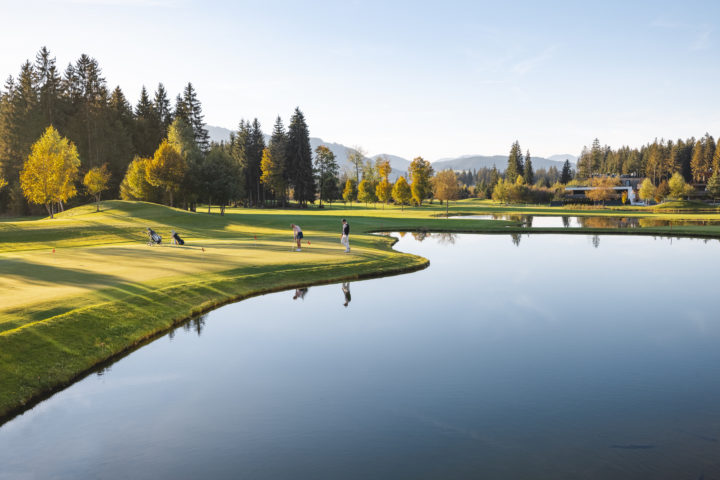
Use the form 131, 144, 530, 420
0, 0, 718, 161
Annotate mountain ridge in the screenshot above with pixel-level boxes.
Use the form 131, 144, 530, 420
206, 125, 576, 175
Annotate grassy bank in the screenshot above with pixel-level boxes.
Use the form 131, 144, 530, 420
3, 198, 720, 421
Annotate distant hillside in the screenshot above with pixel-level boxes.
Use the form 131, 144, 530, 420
207, 125, 574, 176
548, 154, 577, 163
432, 154, 568, 172
207, 125, 233, 144
207, 126, 407, 179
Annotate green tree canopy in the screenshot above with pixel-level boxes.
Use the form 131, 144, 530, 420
314, 145, 339, 207
638, 178, 655, 204
409, 156, 434, 205
706, 172, 720, 201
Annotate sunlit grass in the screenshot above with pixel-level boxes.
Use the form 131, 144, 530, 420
2, 198, 720, 420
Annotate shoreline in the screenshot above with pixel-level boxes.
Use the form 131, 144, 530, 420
0, 234, 428, 424
4, 200, 720, 424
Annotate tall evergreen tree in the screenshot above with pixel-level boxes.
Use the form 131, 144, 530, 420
153, 83, 172, 136
505, 141, 523, 181
560, 160, 572, 183
268, 116, 288, 205
34, 47, 62, 126
178, 83, 209, 152
286, 107, 315, 206
106, 86, 135, 192
231, 119, 265, 205
133, 86, 161, 157
523, 150, 534, 185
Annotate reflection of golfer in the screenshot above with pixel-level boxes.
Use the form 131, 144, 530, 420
342, 282, 351, 307
341, 219, 350, 253
293, 287, 308, 300
291, 224, 303, 251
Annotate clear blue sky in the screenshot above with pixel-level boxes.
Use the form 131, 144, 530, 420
1, 0, 718, 160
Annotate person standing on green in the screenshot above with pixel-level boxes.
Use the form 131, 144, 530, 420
291, 224, 303, 251
341, 219, 350, 253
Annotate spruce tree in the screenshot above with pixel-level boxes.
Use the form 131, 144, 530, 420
133, 86, 160, 157
505, 141, 523, 182
231, 119, 265, 205
523, 150, 534, 185
153, 83, 172, 136
181, 83, 209, 153
286, 107, 315, 206
560, 160, 572, 183
34, 47, 62, 126
269, 116, 288, 205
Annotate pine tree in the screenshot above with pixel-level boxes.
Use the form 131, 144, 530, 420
560, 160, 572, 183
133, 86, 161, 157
523, 150, 534, 185
505, 141, 523, 181
232, 119, 265, 206
180, 83, 209, 152
286, 107, 315, 206
269, 116, 288, 205
153, 83, 172, 136
34, 47, 62, 126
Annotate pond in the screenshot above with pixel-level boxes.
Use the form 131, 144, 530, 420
455, 213, 720, 228
2, 233, 720, 479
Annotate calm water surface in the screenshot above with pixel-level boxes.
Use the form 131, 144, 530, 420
456, 213, 720, 228
2, 233, 720, 479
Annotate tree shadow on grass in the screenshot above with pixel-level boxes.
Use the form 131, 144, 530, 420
0, 258, 127, 288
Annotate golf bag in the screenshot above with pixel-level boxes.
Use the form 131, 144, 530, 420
171, 231, 185, 245
146, 228, 162, 245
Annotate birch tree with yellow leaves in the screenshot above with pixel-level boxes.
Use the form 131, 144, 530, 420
20, 126, 80, 218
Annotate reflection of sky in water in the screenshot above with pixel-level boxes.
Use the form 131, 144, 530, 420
455, 214, 720, 228
2, 234, 720, 479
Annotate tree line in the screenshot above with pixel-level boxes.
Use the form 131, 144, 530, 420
1, 48, 466, 215
0, 47, 212, 214
576, 135, 720, 185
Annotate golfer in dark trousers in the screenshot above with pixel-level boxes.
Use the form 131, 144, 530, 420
341, 219, 350, 252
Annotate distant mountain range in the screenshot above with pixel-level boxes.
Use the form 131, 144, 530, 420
207, 125, 577, 177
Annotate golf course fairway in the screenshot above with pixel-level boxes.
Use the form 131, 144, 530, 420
3, 198, 720, 421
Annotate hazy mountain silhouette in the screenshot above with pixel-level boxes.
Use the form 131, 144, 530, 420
207, 125, 575, 176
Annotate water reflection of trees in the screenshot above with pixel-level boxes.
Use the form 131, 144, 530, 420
435, 233, 457, 245
183, 314, 207, 336
591, 235, 600, 248
411, 231, 429, 242
510, 233, 522, 246
408, 231, 456, 244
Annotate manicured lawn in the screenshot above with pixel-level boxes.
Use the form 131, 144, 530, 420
2, 198, 720, 420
